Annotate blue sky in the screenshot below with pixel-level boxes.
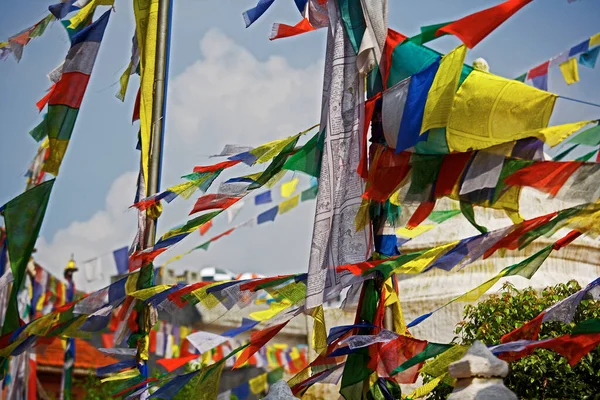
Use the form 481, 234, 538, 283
1, 0, 599, 290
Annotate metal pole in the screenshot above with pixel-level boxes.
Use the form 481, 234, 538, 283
144, 0, 172, 246
137, 0, 172, 396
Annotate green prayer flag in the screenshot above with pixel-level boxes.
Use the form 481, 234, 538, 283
267, 367, 284, 384
518, 206, 583, 250
492, 159, 533, 205
337, 0, 365, 54
29, 114, 48, 142
391, 343, 453, 375
283, 130, 324, 178
249, 136, 300, 189
553, 144, 578, 161
427, 209, 461, 224
515, 73, 527, 82
572, 319, 600, 335
506, 245, 553, 279
365, 249, 428, 278
409, 21, 453, 45
568, 123, 600, 146
460, 201, 488, 234
408, 154, 444, 196
1, 179, 54, 334
301, 185, 318, 202
575, 149, 598, 162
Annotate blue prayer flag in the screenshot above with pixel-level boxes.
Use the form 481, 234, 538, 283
568, 39, 590, 57
222, 318, 260, 337
113, 246, 129, 275
243, 0, 276, 27
232, 382, 250, 400
531, 74, 548, 91
396, 59, 440, 153
255, 191, 272, 205
257, 206, 278, 224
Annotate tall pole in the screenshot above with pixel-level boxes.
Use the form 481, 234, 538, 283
144, 0, 172, 246
137, 0, 172, 394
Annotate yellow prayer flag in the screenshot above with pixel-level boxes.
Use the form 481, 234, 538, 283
68, 0, 114, 29
129, 285, 171, 301
421, 44, 468, 133
589, 33, 600, 48
384, 278, 407, 334
279, 194, 299, 214
395, 241, 459, 274
408, 374, 447, 399
199, 363, 225, 400
559, 58, 580, 85
446, 70, 556, 152
249, 373, 268, 394
116, 61, 132, 102
101, 368, 140, 383
311, 305, 327, 354
453, 274, 502, 304
281, 178, 299, 198
535, 120, 594, 147
125, 272, 139, 295
134, 0, 159, 191
249, 301, 291, 321
396, 224, 435, 238
355, 198, 371, 232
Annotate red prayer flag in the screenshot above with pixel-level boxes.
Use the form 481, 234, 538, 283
357, 94, 381, 179
504, 161, 583, 196
36, 84, 57, 112
270, 18, 316, 40
436, 0, 533, 48
210, 227, 235, 242
132, 88, 140, 123
167, 281, 213, 308
527, 60, 550, 80
406, 201, 436, 229
199, 220, 213, 236
234, 321, 290, 368
189, 194, 242, 215
381, 29, 408, 89
553, 230, 582, 250
156, 355, 199, 372
362, 149, 411, 202
434, 152, 472, 197
501, 312, 545, 343
193, 160, 241, 173
336, 258, 392, 276
368, 335, 427, 384
483, 212, 557, 258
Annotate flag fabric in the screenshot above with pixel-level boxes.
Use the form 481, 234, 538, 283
243, 0, 276, 27
42, 10, 111, 175
446, 70, 556, 152
281, 178, 299, 198
436, 0, 533, 48
559, 58, 580, 84
257, 206, 278, 224
189, 194, 242, 215
255, 191, 272, 205
113, 246, 129, 275
1, 180, 54, 334
421, 44, 467, 133
270, 18, 316, 40
579, 46, 600, 69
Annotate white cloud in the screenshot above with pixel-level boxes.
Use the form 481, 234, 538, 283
36, 29, 323, 291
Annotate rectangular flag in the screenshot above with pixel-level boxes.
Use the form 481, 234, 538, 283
43, 10, 111, 175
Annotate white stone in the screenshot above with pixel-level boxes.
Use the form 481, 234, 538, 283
263, 380, 296, 400
447, 378, 517, 400
448, 341, 509, 379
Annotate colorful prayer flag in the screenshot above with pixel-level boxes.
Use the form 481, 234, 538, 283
43, 10, 111, 175
559, 58, 580, 85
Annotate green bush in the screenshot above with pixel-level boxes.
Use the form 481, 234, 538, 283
424, 280, 600, 399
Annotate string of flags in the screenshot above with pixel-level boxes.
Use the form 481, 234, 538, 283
2, 0, 600, 399
160, 183, 318, 267
517, 32, 600, 89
